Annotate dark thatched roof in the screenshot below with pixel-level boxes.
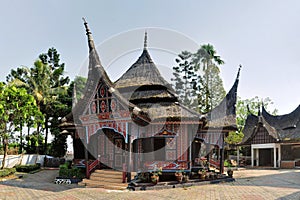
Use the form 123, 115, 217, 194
241, 104, 300, 144
113, 33, 200, 121
262, 105, 300, 131
114, 32, 175, 99
114, 43, 173, 92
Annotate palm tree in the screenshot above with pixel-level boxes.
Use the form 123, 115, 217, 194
195, 44, 225, 112
6, 48, 69, 155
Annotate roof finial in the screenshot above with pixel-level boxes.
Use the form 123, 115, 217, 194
258, 102, 261, 116
237, 64, 242, 80
144, 31, 147, 50
82, 17, 95, 51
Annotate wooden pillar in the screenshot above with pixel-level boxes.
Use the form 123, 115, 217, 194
256, 149, 259, 166
219, 148, 224, 174
251, 146, 254, 167
273, 145, 277, 168
219, 133, 225, 174
127, 123, 132, 182
237, 146, 240, 168
188, 125, 192, 170
84, 127, 89, 178
278, 144, 281, 168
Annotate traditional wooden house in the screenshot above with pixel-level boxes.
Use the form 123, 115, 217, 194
240, 105, 300, 168
60, 19, 240, 183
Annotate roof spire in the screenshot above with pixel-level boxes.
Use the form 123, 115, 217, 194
237, 64, 242, 80
82, 17, 95, 51
258, 103, 261, 116
144, 31, 147, 50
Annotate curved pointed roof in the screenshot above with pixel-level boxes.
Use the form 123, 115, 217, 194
241, 104, 300, 144
262, 104, 300, 130
204, 66, 241, 129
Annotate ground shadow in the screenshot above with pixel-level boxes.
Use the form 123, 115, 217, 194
235, 169, 300, 189
0, 168, 82, 192
276, 191, 300, 200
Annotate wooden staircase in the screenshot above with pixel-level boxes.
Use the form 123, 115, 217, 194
80, 169, 128, 190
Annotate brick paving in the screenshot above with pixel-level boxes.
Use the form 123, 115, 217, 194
0, 168, 300, 200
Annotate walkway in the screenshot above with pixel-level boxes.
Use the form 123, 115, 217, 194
0, 168, 300, 199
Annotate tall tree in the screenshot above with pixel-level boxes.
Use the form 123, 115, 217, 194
38, 48, 69, 155
172, 44, 226, 113
172, 51, 197, 107
193, 44, 225, 112
0, 82, 42, 168
6, 48, 70, 155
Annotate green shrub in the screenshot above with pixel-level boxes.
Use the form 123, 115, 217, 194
224, 160, 232, 167
0, 168, 16, 178
15, 164, 41, 173
59, 163, 84, 179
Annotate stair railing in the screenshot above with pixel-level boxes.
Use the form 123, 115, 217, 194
122, 163, 127, 183
87, 160, 99, 178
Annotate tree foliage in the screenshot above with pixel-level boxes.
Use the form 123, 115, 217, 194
172, 44, 225, 113
172, 51, 196, 106
236, 96, 278, 132
6, 47, 70, 156
48, 76, 87, 157
0, 82, 43, 168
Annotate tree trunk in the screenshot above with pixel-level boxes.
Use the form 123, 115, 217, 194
36, 124, 40, 155
19, 124, 23, 154
1, 141, 8, 169
205, 63, 209, 112
44, 116, 49, 167
44, 116, 48, 155
1, 125, 8, 169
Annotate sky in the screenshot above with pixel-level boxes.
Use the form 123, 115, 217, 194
1, 0, 300, 115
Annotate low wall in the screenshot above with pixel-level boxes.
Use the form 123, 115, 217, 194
281, 161, 295, 169
0, 154, 48, 168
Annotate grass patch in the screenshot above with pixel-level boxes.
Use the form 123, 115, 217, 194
15, 164, 41, 173
0, 168, 16, 178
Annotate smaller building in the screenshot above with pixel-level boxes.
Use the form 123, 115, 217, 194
240, 105, 300, 168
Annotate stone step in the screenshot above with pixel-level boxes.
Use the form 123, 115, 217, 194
81, 179, 104, 188
103, 184, 128, 190
80, 170, 136, 189
85, 179, 125, 185
81, 178, 128, 190
94, 169, 123, 175
89, 176, 124, 183
91, 173, 123, 179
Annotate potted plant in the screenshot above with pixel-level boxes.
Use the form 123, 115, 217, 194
151, 167, 162, 184
198, 169, 207, 180
182, 173, 189, 183
225, 160, 234, 178
227, 167, 233, 178
175, 168, 184, 183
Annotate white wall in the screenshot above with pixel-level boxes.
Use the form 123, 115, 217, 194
0, 154, 48, 168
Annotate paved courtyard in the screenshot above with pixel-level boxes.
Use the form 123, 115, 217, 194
0, 168, 300, 200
